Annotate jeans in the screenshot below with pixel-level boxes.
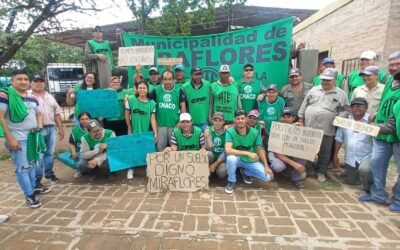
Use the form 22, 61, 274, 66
194, 123, 208, 132
226, 155, 272, 183
358, 156, 372, 193
370, 139, 400, 205
5, 140, 36, 197
268, 152, 305, 181
208, 152, 227, 179
315, 135, 334, 174
156, 127, 173, 152
35, 126, 57, 183
77, 158, 110, 174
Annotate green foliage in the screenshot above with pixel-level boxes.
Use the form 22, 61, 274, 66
126, 0, 160, 34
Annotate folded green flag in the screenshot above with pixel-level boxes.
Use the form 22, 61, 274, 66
27, 130, 47, 161
0, 86, 29, 123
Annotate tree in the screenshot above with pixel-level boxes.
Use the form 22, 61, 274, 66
0, 0, 99, 67
218, 0, 246, 31
126, 0, 160, 34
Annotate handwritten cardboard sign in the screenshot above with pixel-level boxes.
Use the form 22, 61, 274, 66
146, 151, 209, 193
77, 90, 120, 118
107, 132, 156, 172
268, 122, 324, 161
157, 58, 183, 66
333, 116, 380, 136
118, 46, 154, 66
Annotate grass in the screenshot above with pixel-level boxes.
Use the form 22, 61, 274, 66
0, 152, 11, 161
320, 177, 342, 191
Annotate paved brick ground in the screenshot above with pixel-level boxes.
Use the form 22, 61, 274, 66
1, 137, 400, 249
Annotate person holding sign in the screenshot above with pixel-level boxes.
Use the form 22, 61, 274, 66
148, 67, 161, 91
333, 97, 373, 189
77, 120, 116, 181
209, 112, 227, 179
268, 107, 307, 189
151, 71, 186, 152
103, 76, 128, 136
174, 65, 187, 86
298, 68, 349, 182
224, 110, 273, 194
210, 65, 241, 125
183, 67, 211, 131
125, 80, 158, 179
239, 64, 262, 113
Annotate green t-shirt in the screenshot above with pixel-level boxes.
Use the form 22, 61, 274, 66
88, 39, 114, 69
173, 126, 202, 151
70, 126, 88, 152
226, 126, 261, 163
183, 80, 210, 125
312, 73, 345, 88
127, 95, 156, 133
348, 69, 389, 98
239, 80, 261, 113
211, 81, 239, 123
258, 96, 285, 133
375, 76, 400, 142
155, 85, 182, 127
209, 126, 225, 159
82, 129, 114, 150
393, 101, 400, 139
107, 89, 127, 121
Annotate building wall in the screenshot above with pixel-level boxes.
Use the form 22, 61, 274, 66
382, 0, 400, 63
293, 0, 394, 74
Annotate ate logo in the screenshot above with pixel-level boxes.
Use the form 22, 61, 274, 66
163, 94, 172, 102
267, 107, 276, 115
380, 97, 399, 118
202, 67, 219, 82
213, 137, 222, 146
244, 85, 253, 94
217, 92, 232, 104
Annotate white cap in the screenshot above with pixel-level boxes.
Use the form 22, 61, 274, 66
360, 50, 377, 60
179, 113, 192, 122
220, 64, 230, 73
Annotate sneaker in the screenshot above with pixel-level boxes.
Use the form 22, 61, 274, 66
292, 180, 305, 189
389, 203, 400, 212
34, 186, 51, 195
317, 173, 326, 182
225, 182, 235, 194
359, 194, 376, 202
46, 175, 59, 183
0, 214, 9, 223
240, 168, 253, 184
73, 171, 82, 178
26, 195, 41, 209
127, 169, 134, 180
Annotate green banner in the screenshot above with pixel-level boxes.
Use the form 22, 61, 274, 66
122, 17, 293, 89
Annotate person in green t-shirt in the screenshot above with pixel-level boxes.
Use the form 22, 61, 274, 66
347, 50, 390, 99
209, 64, 242, 125
239, 64, 262, 113
125, 80, 158, 180
312, 58, 345, 89
209, 112, 227, 179
103, 76, 128, 136
151, 70, 186, 152
258, 84, 285, 134
77, 119, 116, 181
174, 64, 187, 86
183, 66, 211, 131
224, 110, 273, 194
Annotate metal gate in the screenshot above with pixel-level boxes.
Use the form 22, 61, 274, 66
341, 57, 359, 77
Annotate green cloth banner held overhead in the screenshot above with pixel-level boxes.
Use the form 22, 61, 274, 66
122, 17, 293, 89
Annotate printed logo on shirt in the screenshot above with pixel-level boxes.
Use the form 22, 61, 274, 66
267, 107, 276, 115
217, 92, 232, 104
163, 94, 172, 102
380, 96, 399, 118
213, 137, 222, 146
244, 85, 253, 94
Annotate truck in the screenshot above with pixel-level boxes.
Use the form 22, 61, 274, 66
46, 63, 85, 104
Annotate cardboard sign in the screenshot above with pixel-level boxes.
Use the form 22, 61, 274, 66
107, 133, 156, 172
157, 58, 183, 66
333, 116, 380, 137
118, 46, 154, 66
146, 151, 209, 193
77, 90, 120, 118
268, 122, 324, 161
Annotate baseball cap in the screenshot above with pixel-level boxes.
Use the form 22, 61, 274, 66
320, 68, 338, 80
282, 107, 295, 116
243, 64, 254, 69
360, 50, 377, 60
212, 112, 225, 120
149, 67, 159, 74
350, 97, 368, 107
289, 68, 301, 76
322, 58, 335, 65
267, 84, 278, 92
179, 113, 192, 122
175, 64, 184, 71
191, 66, 202, 74
32, 74, 45, 82
220, 64, 230, 73
92, 26, 102, 32
88, 119, 102, 132
248, 110, 259, 118
359, 66, 379, 76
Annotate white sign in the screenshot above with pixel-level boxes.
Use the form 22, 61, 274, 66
157, 58, 183, 66
118, 46, 154, 66
333, 116, 380, 137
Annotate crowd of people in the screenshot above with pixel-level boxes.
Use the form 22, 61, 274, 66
0, 24, 400, 218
